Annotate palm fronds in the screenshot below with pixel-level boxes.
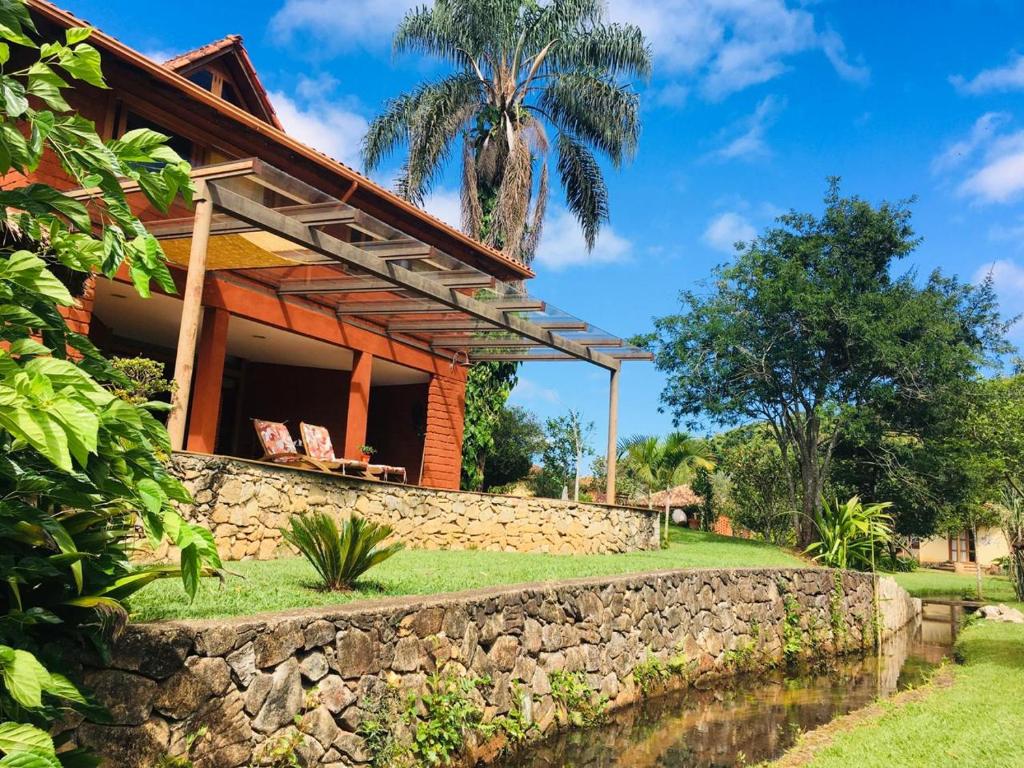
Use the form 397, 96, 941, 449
805, 496, 893, 571
281, 513, 404, 591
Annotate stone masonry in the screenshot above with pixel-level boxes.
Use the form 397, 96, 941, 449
63, 569, 919, 767
166, 452, 660, 561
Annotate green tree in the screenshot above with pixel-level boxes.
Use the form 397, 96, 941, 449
482, 404, 544, 490
0, 6, 218, 763
648, 180, 1009, 547
619, 433, 715, 544
712, 425, 796, 545
460, 360, 519, 490
534, 409, 594, 500
362, 0, 650, 263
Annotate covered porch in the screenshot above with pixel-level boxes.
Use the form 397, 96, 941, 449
74, 159, 650, 493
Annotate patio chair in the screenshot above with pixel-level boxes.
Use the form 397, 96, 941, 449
253, 419, 339, 473
299, 422, 408, 483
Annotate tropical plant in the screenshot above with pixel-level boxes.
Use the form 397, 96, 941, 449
0, 4, 218, 764
358, 444, 376, 457
281, 513, 404, 590
987, 481, 1024, 601
619, 432, 715, 544
461, 360, 519, 491
362, 0, 651, 263
805, 496, 894, 571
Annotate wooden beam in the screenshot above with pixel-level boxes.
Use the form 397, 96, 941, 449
606, 367, 620, 505
205, 182, 620, 369
335, 298, 545, 315
389, 318, 588, 333
167, 180, 214, 450
278, 271, 494, 295
65, 158, 256, 202
432, 336, 623, 348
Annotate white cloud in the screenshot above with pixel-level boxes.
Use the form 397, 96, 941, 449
511, 378, 561, 405
269, 0, 865, 99
931, 112, 1009, 174
609, 0, 867, 99
651, 82, 690, 109
703, 211, 756, 253
268, 89, 369, 167
140, 48, 180, 63
952, 53, 1024, 95
271, 0, 413, 51
533, 208, 632, 270
421, 188, 462, 229
932, 113, 1024, 204
712, 95, 785, 160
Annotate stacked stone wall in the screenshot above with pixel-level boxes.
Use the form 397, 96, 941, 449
63, 569, 919, 767
167, 452, 660, 561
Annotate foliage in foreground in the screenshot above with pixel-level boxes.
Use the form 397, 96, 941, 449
805, 496, 893, 571
281, 513, 404, 590
0, 5, 218, 765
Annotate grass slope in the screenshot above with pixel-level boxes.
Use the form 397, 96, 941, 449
130, 527, 805, 622
783, 620, 1024, 768
889, 568, 1020, 605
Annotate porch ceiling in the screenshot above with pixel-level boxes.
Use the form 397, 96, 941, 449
71, 158, 653, 371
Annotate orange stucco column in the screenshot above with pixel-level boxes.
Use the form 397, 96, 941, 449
186, 306, 230, 454
343, 351, 373, 459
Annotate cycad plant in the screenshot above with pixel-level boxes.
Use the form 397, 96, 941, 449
282, 513, 404, 590
989, 481, 1024, 601
619, 433, 716, 545
362, 0, 650, 263
805, 496, 894, 571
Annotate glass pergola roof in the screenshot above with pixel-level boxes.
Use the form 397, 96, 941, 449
72, 158, 653, 372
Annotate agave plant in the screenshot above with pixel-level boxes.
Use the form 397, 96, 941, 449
281, 513, 404, 590
805, 496, 894, 571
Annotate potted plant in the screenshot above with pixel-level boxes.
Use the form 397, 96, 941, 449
358, 444, 376, 463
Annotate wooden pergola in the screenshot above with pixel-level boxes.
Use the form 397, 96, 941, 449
72, 159, 651, 498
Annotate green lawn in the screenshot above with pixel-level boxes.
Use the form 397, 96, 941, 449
889, 568, 1020, 606
790, 620, 1024, 768
129, 527, 806, 622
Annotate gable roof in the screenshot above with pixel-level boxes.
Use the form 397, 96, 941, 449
162, 34, 282, 130
26, 0, 533, 281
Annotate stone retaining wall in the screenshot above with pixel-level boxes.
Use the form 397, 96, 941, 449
64, 569, 918, 767
167, 452, 660, 561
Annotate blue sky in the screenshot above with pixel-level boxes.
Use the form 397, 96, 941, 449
62, 0, 1024, 459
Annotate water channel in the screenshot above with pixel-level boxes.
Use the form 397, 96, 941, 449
496, 601, 960, 768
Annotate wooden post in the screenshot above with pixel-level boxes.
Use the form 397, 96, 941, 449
186, 306, 230, 453
343, 351, 374, 459
167, 180, 214, 451
606, 367, 619, 504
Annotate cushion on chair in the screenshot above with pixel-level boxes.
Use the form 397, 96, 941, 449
254, 419, 297, 456
299, 422, 337, 461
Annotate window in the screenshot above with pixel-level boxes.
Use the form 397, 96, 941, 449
949, 530, 976, 563
187, 69, 214, 90
220, 81, 241, 107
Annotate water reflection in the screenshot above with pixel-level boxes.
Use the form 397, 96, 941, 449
496, 606, 955, 768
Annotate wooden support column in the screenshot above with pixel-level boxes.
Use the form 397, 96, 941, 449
343, 350, 373, 459
167, 180, 213, 451
185, 306, 230, 453
606, 367, 620, 504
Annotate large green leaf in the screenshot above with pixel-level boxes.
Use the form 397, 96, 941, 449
1, 647, 49, 709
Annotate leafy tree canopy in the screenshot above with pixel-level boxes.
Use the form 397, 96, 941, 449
482, 404, 544, 490
648, 179, 1010, 545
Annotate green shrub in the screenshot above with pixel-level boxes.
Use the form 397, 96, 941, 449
282, 513, 403, 590
805, 496, 893, 571
0, 5, 216, 766
632, 652, 670, 695
549, 669, 607, 727
405, 673, 487, 766
109, 356, 174, 404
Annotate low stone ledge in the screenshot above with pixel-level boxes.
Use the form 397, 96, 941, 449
164, 452, 660, 561
61, 568, 920, 768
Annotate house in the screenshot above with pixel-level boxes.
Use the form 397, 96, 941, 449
917, 527, 1010, 573
24, 0, 649, 493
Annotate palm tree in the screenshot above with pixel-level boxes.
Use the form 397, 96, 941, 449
362, 0, 650, 264
620, 433, 715, 545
